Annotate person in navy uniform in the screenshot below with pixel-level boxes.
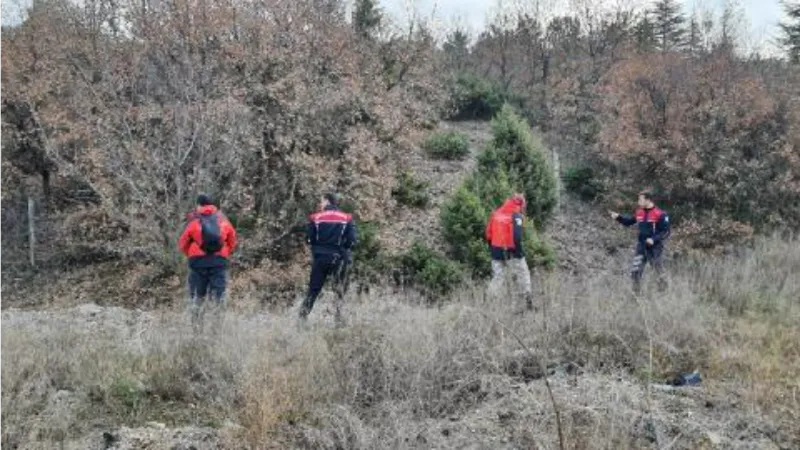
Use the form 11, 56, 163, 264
299, 193, 357, 324
610, 189, 671, 293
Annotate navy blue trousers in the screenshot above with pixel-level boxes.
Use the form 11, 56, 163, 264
631, 243, 666, 293
300, 254, 350, 318
188, 266, 227, 303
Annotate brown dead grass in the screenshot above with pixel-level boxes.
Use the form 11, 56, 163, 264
2, 236, 798, 449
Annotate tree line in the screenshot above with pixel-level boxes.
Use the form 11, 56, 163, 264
2, 0, 799, 293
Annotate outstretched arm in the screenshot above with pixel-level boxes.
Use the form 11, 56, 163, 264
610, 211, 637, 227
306, 219, 315, 246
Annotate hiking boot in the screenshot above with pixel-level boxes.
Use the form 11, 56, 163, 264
297, 302, 312, 327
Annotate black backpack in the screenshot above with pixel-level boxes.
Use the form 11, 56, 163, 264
198, 213, 223, 254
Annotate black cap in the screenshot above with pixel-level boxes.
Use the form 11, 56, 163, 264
197, 194, 213, 206
324, 193, 339, 206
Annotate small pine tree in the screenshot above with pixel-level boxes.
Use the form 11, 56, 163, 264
464, 163, 514, 209
634, 14, 658, 52
488, 105, 557, 227
780, 1, 800, 63
651, 0, 687, 52
440, 185, 494, 276
440, 104, 558, 277
353, 0, 382, 39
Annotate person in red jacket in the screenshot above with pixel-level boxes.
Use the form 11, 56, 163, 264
178, 194, 237, 331
485, 193, 533, 310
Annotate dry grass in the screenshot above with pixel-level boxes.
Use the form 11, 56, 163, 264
2, 236, 799, 449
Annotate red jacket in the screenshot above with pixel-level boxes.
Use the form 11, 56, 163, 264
178, 205, 237, 259
485, 197, 525, 258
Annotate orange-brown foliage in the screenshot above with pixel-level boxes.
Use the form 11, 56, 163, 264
2, 0, 445, 275
597, 52, 800, 237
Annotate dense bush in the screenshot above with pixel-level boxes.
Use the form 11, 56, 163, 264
597, 53, 800, 234
391, 171, 430, 207
350, 221, 390, 286
1, 0, 445, 278
521, 223, 557, 269
447, 73, 518, 120
488, 105, 558, 227
441, 108, 557, 276
440, 185, 494, 277
423, 131, 470, 160
394, 241, 463, 297
562, 166, 603, 201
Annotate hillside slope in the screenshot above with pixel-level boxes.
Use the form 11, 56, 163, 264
0, 118, 663, 311
381, 121, 484, 253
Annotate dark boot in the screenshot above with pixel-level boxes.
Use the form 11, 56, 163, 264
298, 295, 314, 321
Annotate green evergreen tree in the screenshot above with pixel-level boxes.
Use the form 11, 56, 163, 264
651, 0, 687, 52
780, 1, 800, 63
353, 0, 381, 40
634, 14, 658, 52
487, 105, 557, 226
440, 105, 558, 276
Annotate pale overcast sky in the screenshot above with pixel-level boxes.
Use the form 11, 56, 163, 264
1, 0, 787, 54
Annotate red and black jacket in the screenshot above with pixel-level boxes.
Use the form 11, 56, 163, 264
617, 206, 671, 247
485, 197, 525, 260
307, 205, 357, 258
178, 205, 237, 267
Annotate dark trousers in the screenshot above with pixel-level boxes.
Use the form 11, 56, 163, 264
631, 243, 666, 293
188, 265, 227, 333
300, 254, 350, 319
189, 266, 227, 302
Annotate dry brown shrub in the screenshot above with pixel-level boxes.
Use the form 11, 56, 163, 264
1, 0, 446, 281
596, 52, 800, 236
